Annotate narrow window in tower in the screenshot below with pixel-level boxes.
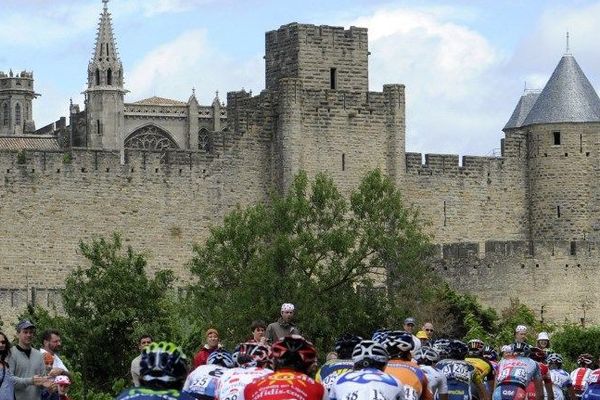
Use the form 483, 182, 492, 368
2, 103, 8, 126
15, 104, 21, 126
570, 241, 577, 256
97, 120, 102, 136
107, 69, 113, 86
580, 134, 583, 153
330, 68, 337, 89
106, 43, 110, 58
557, 205, 561, 218
553, 131, 561, 145
342, 153, 345, 171
95, 69, 101, 86
443, 201, 447, 226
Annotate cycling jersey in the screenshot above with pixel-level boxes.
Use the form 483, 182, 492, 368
436, 360, 475, 400
329, 367, 406, 400
571, 368, 592, 398
216, 366, 273, 400
466, 357, 495, 400
526, 362, 551, 400
583, 370, 600, 400
183, 364, 229, 399
315, 359, 354, 394
244, 369, 325, 400
116, 387, 196, 400
493, 357, 540, 400
549, 369, 572, 400
419, 365, 448, 398
385, 360, 432, 400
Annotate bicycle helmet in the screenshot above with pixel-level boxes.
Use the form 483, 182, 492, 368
546, 353, 563, 367
433, 339, 451, 359
510, 342, 530, 357
233, 342, 259, 367
577, 353, 594, 368
382, 330, 414, 357
250, 344, 273, 368
335, 333, 363, 360
352, 340, 389, 370
467, 339, 485, 357
372, 328, 391, 344
529, 346, 546, 363
140, 342, 189, 389
271, 335, 317, 373
207, 349, 235, 368
448, 340, 468, 360
414, 347, 440, 365
483, 345, 498, 362
54, 375, 71, 386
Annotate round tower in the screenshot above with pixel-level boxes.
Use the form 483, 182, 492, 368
0, 69, 39, 135
85, 0, 127, 150
512, 54, 600, 241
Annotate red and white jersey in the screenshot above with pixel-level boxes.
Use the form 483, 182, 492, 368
244, 369, 326, 400
571, 368, 592, 394
216, 366, 273, 400
586, 369, 600, 386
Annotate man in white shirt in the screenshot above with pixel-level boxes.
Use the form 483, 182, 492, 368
130, 335, 153, 387
40, 329, 69, 378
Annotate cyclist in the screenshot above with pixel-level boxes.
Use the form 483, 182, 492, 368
413, 346, 448, 400
116, 342, 194, 400
216, 343, 273, 400
183, 349, 235, 399
571, 354, 594, 399
316, 334, 361, 395
465, 339, 495, 400
482, 346, 499, 394
526, 346, 554, 400
244, 335, 325, 400
437, 340, 479, 400
493, 343, 542, 400
547, 353, 576, 400
330, 340, 405, 400
582, 367, 600, 400
381, 331, 432, 400
433, 339, 452, 361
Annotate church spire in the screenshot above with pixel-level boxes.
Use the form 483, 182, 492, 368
91, 0, 121, 66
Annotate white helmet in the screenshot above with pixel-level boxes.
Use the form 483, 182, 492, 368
515, 325, 527, 333
537, 332, 550, 341
352, 340, 389, 364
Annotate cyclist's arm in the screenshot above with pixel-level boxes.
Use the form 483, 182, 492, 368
534, 378, 544, 400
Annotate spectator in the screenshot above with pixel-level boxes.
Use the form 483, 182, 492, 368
265, 303, 301, 343
249, 320, 268, 345
422, 322, 435, 340
130, 334, 152, 387
515, 325, 528, 343
8, 320, 53, 400
193, 328, 221, 368
403, 317, 422, 352
416, 331, 430, 346
40, 330, 69, 378
0, 331, 15, 400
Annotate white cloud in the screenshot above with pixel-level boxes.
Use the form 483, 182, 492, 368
342, 7, 507, 156
126, 29, 262, 105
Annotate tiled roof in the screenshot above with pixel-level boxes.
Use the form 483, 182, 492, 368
503, 92, 540, 131
0, 135, 61, 151
523, 55, 600, 126
131, 96, 186, 106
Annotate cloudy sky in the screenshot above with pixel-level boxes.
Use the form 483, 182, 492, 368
2, 0, 599, 156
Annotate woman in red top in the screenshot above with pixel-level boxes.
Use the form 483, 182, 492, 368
192, 328, 221, 368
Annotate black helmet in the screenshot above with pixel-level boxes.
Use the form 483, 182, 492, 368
335, 334, 363, 360
511, 342, 530, 357
448, 340, 468, 360
140, 342, 189, 390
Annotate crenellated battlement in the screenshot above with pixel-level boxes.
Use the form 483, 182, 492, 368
0, 70, 33, 79
405, 152, 503, 176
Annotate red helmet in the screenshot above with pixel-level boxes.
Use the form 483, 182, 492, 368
271, 335, 317, 373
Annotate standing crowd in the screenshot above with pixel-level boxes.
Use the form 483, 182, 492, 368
2, 304, 600, 400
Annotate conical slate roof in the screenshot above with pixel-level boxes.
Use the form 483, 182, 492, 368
522, 55, 600, 126
504, 91, 540, 130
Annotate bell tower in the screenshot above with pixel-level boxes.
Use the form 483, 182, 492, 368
85, 0, 127, 149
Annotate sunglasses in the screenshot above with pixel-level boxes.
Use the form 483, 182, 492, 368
425, 329, 434, 332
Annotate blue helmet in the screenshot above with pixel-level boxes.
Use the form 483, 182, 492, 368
207, 349, 235, 368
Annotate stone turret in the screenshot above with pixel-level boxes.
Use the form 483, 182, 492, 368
0, 70, 39, 135
84, 0, 127, 150
515, 54, 600, 242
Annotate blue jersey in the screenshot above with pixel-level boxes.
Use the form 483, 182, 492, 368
116, 387, 197, 400
436, 360, 475, 400
316, 359, 354, 393
330, 368, 405, 400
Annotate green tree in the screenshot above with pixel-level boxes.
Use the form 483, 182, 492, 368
552, 324, 600, 366
187, 170, 434, 353
61, 234, 177, 393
